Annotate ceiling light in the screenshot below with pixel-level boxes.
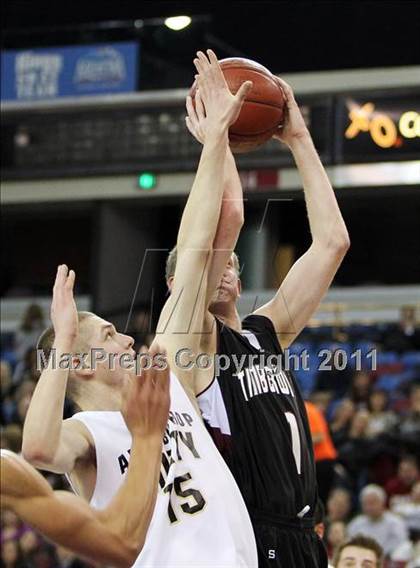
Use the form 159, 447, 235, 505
164, 16, 192, 31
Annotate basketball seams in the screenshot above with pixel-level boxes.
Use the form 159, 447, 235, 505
231, 100, 283, 136
223, 65, 284, 104
244, 99, 284, 111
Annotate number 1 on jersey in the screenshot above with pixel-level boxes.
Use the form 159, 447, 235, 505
284, 412, 301, 475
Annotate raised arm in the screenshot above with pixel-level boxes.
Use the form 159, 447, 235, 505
254, 78, 350, 348
155, 50, 251, 392
22, 265, 91, 474
185, 101, 244, 307
2, 359, 169, 568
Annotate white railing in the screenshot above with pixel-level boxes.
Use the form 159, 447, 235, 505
238, 285, 420, 324
1, 286, 419, 333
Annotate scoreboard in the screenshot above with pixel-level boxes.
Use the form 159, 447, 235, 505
336, 93, 420, 163
1, 90, 419, 180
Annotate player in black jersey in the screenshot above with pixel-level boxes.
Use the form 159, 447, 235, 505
167, 74, 350, 567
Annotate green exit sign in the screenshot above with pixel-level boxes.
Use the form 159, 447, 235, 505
137, 172, 157, 190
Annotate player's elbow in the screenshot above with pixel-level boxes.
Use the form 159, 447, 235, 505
224, 200, 244, 229
21, 438, 58, 470
21, 444, 51, 467
332, 231, 351, 256
318, 231, 350, 257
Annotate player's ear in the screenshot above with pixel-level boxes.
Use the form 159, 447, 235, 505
167, 276, 174, 293
237, 278, 242, 297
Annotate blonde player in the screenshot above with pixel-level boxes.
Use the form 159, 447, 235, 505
22, 51, 258, 567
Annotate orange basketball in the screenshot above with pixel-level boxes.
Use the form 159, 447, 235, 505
190, 57, 285, 153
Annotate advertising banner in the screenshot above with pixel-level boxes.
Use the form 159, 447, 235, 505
1, 41, 138, 101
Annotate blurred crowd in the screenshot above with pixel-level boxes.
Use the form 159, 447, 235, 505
1, 303, 419, 567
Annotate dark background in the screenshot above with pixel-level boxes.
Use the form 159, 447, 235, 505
3, 0, 420, 88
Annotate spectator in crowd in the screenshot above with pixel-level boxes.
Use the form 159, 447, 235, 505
314, 498, 326, 539
1, 424, 23, 453
330, 399, 355, 450
385, 455, 419, 509
0, 361, 14, 425
347, 484, 409, 558
382, 305, 420, 354
326, 521, 347, 562
14, 304, 45, 361
305, 400, 338, 502
326, 488, 353, 525
1, 538, 24, 568
348, 370, 372, 408
398, 384, 420, 454
12, 381, 36, 426
310, 391, 333, 415
55, 546, 90, 568
19, 528, 42, 560
12, 347, 41, 386
337, 409, 373, 490
315, 345, 354, 399
391, 481, 420, 539
1, 509, 22, 542
366, 389, 398, 438
333, 534, 384, 568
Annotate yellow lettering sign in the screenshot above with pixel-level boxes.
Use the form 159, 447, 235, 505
345, 103, 420, 148
345, 103, 373, 139
399, 111, 420, 139
370, 114, 397, 148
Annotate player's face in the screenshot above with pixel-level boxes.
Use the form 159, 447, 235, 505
337, 545, 377, 567
84, 315, 136, 387
209, 254, 241, 310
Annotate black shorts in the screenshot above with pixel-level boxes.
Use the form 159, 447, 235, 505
251, 512, 328, 568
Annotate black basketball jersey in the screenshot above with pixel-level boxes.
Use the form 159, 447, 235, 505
197, 314, 317, 520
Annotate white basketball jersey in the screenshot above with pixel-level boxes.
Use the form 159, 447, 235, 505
69, 373, 257, 568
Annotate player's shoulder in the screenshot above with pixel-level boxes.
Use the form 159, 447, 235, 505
243, 313, 276, 332
64, 414, 101, 447
242, 313, 281, 346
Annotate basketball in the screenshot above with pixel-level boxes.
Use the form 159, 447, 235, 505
190, 57, 286, 153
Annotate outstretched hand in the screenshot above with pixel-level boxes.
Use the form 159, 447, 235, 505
272, 76, 309, 146
185, 90, 206, 144
51, 264, 78, 345
121, 344, 170, 440
187, 49, 252, 139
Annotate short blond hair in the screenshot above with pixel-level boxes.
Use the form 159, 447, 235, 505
165, 246, 240, 281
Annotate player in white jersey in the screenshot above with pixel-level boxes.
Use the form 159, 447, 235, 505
22, 50, 258, 567
1, 361, 169, 567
